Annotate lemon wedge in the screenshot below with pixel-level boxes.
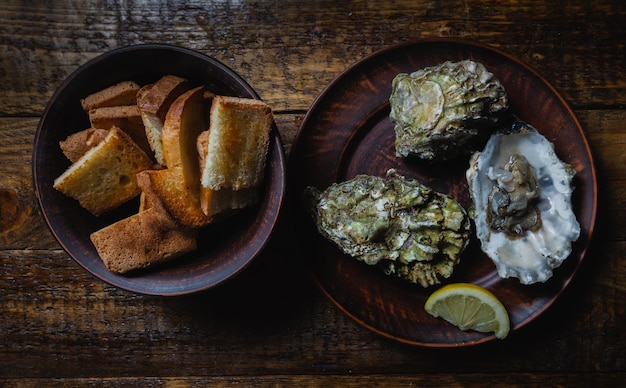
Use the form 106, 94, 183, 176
424, 283, 510, 339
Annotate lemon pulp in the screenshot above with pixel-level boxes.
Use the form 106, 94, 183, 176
424, 283, 510, 339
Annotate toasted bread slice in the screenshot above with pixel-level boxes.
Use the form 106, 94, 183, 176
161, 86, 208, 179
200, 95, 272, 191
59, 127, 109, 163
53, 127, 153, 216
88, 105, 152, 156
136, 169, 212, 228
134, 86, 212, 227
80, 81, 140, 111
137, 75, 191, 165
90, 207, 198, 274
196, 130, 259, 217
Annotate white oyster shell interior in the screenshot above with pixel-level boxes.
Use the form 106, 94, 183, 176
466, 122, 581, 284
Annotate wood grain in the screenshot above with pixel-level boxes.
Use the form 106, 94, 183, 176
1, 1, 625, 114
0, 0, 625, 384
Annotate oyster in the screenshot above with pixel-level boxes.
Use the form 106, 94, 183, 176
389, 59, 509, 161
466, 120, 581, 284
305, 170, 471, 287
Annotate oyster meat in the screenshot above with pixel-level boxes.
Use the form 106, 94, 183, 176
306, 170, 471, 287
389, 59, 509, 161
466, 120, 581, 284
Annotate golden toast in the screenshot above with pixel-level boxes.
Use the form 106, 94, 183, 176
197, 95, 272, 217
53, 126, 153, 216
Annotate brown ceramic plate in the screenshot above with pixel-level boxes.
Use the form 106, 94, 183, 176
288, 39, 597, 346
33, 44, 285, 296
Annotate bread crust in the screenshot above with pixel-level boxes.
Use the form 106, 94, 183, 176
59, 127, 108, 163
161, 86, 208, 174
80, 80, 140, 111
90, 207, 197, 274
137, 75, 191, 165
88, 105, 152, 156
159, 86, 210, 218
138, 75, 190, 118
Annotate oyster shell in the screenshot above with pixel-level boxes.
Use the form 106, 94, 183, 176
466, 120, 581, 284
389, 59, 509, 161
305, 170, 471, 287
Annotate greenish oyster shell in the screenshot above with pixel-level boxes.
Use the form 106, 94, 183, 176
389, 59, 508, 161
305, 170, 471, 287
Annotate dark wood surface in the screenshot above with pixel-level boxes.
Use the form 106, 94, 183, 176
1, 0, 625, 385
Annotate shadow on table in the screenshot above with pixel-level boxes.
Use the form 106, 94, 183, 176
154, 207, 318, 334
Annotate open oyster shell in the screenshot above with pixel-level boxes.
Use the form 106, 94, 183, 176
389, 59, 509, 161
305, 170, 471, 287
466, 120, 581, 284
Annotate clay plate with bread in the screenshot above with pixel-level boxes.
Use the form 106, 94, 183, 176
33, 44, 286, 296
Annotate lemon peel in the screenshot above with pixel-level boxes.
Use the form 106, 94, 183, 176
424, 283, 510, 339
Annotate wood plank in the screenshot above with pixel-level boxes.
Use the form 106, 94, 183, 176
1, 373, 626, 387
0, 1, 624, 114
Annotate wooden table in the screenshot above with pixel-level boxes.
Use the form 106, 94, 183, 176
1, 1, 625, 385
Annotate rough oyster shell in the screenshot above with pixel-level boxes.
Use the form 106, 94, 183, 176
466, 120, 581, 284
389, 59, 509, 161
305, 170, 471, 287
